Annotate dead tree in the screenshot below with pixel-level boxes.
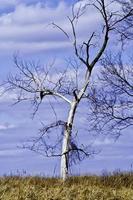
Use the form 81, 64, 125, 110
2, 0, 133, 180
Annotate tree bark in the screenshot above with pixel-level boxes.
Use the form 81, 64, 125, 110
60, 101, 77, 180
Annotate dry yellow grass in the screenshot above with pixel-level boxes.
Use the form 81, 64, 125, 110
0, 172, 133, 200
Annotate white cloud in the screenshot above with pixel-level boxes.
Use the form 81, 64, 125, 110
0, 41, 71, 53
0, 2, 68, 25
0, 86, 18, 102
0, 123, 15, 130
0, 1, 101, 54
0, 0, 17, 8
94, 138, 114, 146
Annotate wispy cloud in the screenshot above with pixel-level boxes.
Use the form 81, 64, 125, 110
0, 1, 100, 54
0, 123, 15, 130
0, 0, 17, 8
94, 138, 114, 146
0, 149, 23, 156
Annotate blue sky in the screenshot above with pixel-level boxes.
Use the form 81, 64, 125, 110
0, 0, 132, 177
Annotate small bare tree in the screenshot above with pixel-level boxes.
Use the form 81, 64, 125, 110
2, 0, 133, 180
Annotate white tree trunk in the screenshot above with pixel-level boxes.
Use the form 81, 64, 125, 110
60, 101, 77, 180
60, 128, 70, 180
60, 73, 91, 180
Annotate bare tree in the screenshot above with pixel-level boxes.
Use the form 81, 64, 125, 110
114, 0, 133, 44
87, 53, 133, 138
2, 0, 133, 180
86, 0, 133, 136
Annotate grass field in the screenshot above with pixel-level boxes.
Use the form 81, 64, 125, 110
0, 172, 133, 200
